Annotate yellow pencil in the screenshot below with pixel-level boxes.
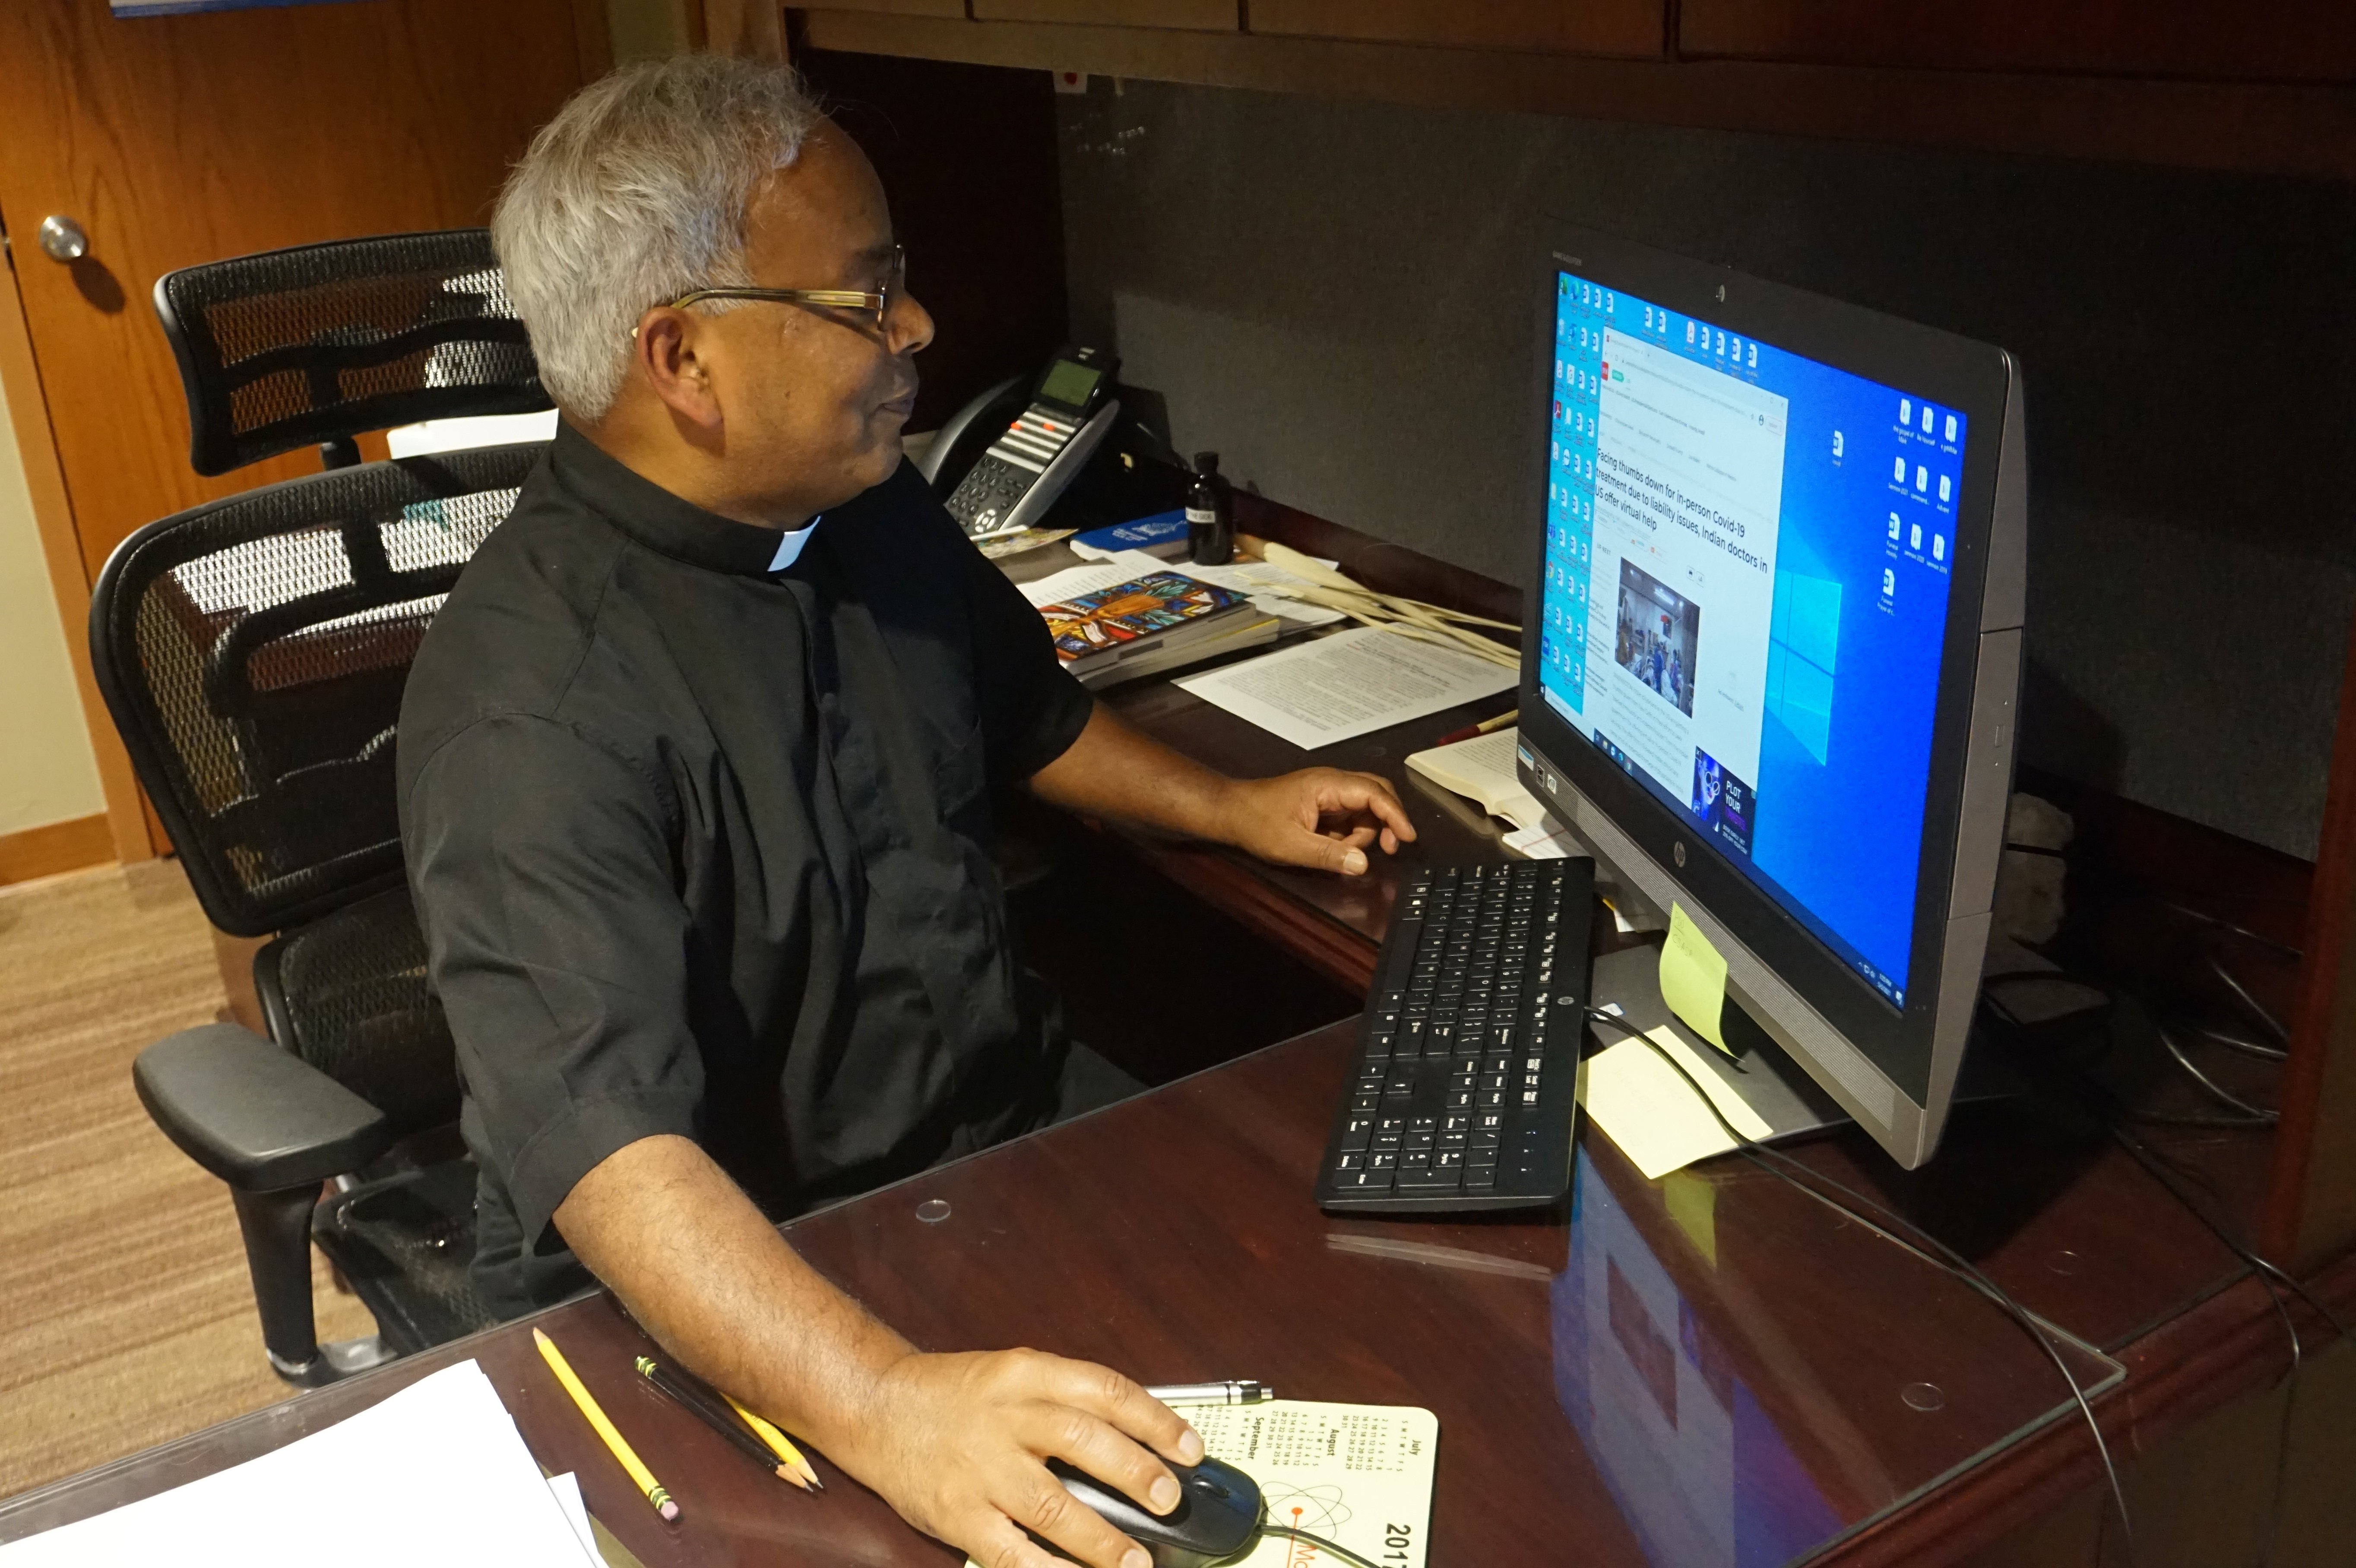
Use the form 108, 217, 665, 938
534, 1328, 681, 1522
721, 1390, 826, 1492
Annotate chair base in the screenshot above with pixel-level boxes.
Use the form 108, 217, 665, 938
268, 1333, 397, 1388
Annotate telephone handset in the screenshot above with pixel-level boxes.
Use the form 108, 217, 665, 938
934, 345, 1121, 541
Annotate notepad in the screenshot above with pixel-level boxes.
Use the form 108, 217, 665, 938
0, 1361, 599, 1568
1577, 1024, 1773, 1180
963, 1400, 1437, 1568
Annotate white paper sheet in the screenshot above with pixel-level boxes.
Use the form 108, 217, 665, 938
1175, 626, 1517, 749
0, 1362, 593, 1568
544, 1473, 602, 1566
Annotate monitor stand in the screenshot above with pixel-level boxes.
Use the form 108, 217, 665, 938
1585, 945, 2026, 1146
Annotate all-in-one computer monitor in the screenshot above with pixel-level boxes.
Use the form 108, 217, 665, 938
1517, 226, 2025, 1169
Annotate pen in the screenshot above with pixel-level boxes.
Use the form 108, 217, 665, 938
1146, 1380, 1276, 1406
722, 1389, 826, 1492
1435, 708, 1518, 747
534, 1328, 680, 1522
635, 1356, 814, 1492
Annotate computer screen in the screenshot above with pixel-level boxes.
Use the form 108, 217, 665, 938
1539, 278, 1963, 1010
1514, 226, 2024, 1169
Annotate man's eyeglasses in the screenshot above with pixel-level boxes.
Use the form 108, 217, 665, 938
649, 245, 906, 336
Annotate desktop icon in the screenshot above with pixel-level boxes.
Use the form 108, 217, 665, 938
1938, 474, 1952, 503
1887, 512, 1901, 541
1899, 398, 1912, 425
1893, 456, 1907, 483
1882, 568, 1896, 597
1832, 430, 1845, 457
1910, 523, 1922, 550
1915, 465, 1928, 492
1944, 414, 1958, 442
1922, 405, 1935, 434
1932, 534, 1945, 561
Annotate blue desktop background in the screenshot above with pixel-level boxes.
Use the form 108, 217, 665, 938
1540, 276, 1964, 1004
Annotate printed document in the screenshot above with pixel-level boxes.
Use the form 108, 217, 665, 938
0, 1361, 598, 1568
1176, 627, 1516, 749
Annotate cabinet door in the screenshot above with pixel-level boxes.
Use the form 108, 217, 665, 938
1679, 0, 2356, 83
1252, 0, 1664, 61
811, 0, 968, 15
971, 1, 1240, 29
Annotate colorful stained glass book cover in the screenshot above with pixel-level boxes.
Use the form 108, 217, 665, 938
1037, 573, 1246, 663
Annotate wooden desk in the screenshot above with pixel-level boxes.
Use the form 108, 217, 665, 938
6, 1019, 2346, 1566
7, 495, 2352, 1565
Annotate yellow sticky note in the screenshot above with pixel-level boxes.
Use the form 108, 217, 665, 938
1575, 1026, 1772, 1181
1661, 903, 1732, 1055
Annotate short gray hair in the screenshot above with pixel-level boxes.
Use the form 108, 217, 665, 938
492, 55, 823, 419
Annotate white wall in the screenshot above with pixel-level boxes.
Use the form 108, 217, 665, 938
0, 367, 104, 836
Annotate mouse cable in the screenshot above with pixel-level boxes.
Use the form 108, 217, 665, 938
1253, 1525, 1384, 1568
1583, 1008, 2141, 1568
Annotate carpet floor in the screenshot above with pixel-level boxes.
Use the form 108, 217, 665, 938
0, 859, 375, 1502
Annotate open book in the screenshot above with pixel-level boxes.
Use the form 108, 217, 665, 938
1403, 728, 1549, 832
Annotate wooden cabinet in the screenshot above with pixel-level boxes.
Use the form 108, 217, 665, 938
1253, 0, 1662, 62
971, 0, 1238, 29
811, 0, 967, 15
1679, 0, 2356, 84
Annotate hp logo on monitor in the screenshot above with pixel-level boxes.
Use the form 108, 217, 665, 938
1673, 841, 1686, 867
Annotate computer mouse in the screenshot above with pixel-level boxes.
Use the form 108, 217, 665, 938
1043, 1454, 1266, 1568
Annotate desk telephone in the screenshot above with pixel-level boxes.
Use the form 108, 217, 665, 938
921, 346, 1122, 541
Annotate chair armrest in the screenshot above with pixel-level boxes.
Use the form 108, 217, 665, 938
134, 1023, 392, 1190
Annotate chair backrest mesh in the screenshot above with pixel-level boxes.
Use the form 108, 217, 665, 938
155, 230, 551, 475
92, 443, 546, 937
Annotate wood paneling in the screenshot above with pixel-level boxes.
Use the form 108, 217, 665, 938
1680, 0, 2356, 85
972, 0, 1236, 31
1253, 0, 1663, 63
809, 0, 966, 15
795, 9, 2356, 181
0, 815, 111, 887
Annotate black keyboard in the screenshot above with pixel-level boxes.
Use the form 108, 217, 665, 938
1314, 859, 1595, 1212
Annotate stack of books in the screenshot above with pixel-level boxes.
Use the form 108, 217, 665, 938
1036, 571, 1276, 689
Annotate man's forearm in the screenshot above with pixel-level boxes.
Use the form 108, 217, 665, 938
553, 1133, 909, 1454
1026, 705, 1238, 842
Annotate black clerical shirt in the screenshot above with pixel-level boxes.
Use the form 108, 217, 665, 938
398, 425, 1093, 1315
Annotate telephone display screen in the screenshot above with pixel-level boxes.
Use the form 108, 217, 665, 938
1038, 360, 1102, 411
1539, 274, 1964, 1008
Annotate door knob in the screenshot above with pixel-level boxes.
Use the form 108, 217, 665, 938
36, 215, 88, 263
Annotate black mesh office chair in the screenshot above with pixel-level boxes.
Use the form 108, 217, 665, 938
90, 230, 551, 1384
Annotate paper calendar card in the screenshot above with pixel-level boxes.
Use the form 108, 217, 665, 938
1189, 1400, 1438, 1568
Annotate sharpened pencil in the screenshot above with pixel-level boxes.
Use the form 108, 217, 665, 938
722, 1390, 826, 1492
635, 1356, 811, 1491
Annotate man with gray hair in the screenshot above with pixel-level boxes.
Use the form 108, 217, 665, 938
398, 55, 1412, 1568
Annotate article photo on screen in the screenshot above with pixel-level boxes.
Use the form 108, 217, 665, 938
1518, 224, 2024, 1167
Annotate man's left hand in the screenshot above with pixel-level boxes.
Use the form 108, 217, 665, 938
1218, 769, 1416, 876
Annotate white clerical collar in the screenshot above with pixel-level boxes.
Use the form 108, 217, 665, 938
768, 515, 822, 572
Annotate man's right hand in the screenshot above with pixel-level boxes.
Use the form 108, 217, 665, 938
555, 1138, 1203, 1568
835, 1348, 1206, 1568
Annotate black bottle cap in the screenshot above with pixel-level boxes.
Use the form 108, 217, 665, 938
1192, 451, 1220, 475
